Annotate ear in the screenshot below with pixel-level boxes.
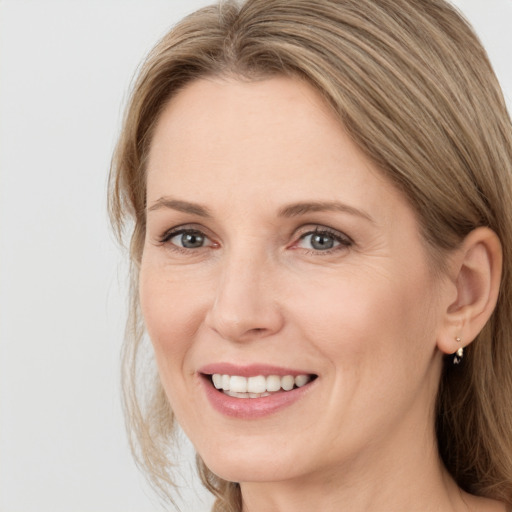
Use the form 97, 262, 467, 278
437, 227, 502, 356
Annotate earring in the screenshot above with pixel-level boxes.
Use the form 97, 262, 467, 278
453, 337, 464, 365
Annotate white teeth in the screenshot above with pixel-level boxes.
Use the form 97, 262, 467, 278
248, 375, 267, 394
211, 373, 312, 395
225, 390, 271, 399
281, 375, 295, 391
230, 375, 248, 393
225, 390, 249, 398
212, 374, 223, 389
266, 375, 281, 392
295, 375, 310, 387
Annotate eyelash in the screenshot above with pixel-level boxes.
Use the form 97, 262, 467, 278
158, 225, 353, 255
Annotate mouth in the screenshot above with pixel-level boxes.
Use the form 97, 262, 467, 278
198, 365, 318, 418
203, 372, 318, 399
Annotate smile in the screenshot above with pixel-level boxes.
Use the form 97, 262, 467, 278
199, 364, 318, 418
211, 373, 313, 398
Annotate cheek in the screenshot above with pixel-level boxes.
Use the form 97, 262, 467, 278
139, 265, 205, 370
287, 264, 438, 381
139, 264, 211, 431
291, 268, 441, 442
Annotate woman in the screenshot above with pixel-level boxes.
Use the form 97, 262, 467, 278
109, 0, 512, 510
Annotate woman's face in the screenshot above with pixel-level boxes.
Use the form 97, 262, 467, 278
141, 76, 451, 484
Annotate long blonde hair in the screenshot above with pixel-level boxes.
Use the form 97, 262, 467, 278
109, 1, 512, 510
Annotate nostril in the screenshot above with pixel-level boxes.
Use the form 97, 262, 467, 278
204, 283, 285, 342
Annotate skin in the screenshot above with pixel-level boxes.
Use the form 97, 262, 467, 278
140, 76, 505, 512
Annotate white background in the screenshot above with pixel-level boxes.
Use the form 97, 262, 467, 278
0, 1, 511, 511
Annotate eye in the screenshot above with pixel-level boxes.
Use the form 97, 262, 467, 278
173, 231, 206, 248
296, 228, 352, 252
160, 228, 215, 250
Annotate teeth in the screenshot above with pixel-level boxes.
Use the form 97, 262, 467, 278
230, 375, 247, 393
295, 374, 310, 387
225, 390, 250, 398
212, 374, 223, 389
248, 375, 266, 394
211, 373, 312, 394
225, 390, 271, 399
281, 375, 295, 391
266, 375, 281, 392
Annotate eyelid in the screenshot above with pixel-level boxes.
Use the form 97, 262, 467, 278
296, 225, 352, 241
160, 227, 204, 243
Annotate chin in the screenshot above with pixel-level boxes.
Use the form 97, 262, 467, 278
197, 437, 305, 484
204, 457, 297, 484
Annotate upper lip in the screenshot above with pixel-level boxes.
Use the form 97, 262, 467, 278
198, 362, 316, 378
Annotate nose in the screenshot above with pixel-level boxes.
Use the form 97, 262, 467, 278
204, 248, 284, 343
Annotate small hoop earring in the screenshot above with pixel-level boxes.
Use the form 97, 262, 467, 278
453, 347, 464, 365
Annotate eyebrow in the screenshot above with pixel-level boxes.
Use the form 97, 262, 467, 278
147, 197, 212, 217
147, 197, 374, 223
278, 201, 374, 223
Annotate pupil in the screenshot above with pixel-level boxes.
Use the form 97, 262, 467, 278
311, 233, 334, 250
182, 233, 204, 248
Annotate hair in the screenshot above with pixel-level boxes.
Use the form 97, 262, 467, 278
108, 0, 512, 510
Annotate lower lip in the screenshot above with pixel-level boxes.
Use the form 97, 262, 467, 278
200, 375, 315, 419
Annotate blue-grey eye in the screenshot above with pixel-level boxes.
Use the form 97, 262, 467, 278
170, 230, 207, 248
297, 230, 348, 251
309, 232, 337, 250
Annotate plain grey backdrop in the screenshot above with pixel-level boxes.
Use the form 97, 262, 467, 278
1, 1, 511, 511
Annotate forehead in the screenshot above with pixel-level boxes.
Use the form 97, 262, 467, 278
146, 76, 404, 224
148, 76, 340, 170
